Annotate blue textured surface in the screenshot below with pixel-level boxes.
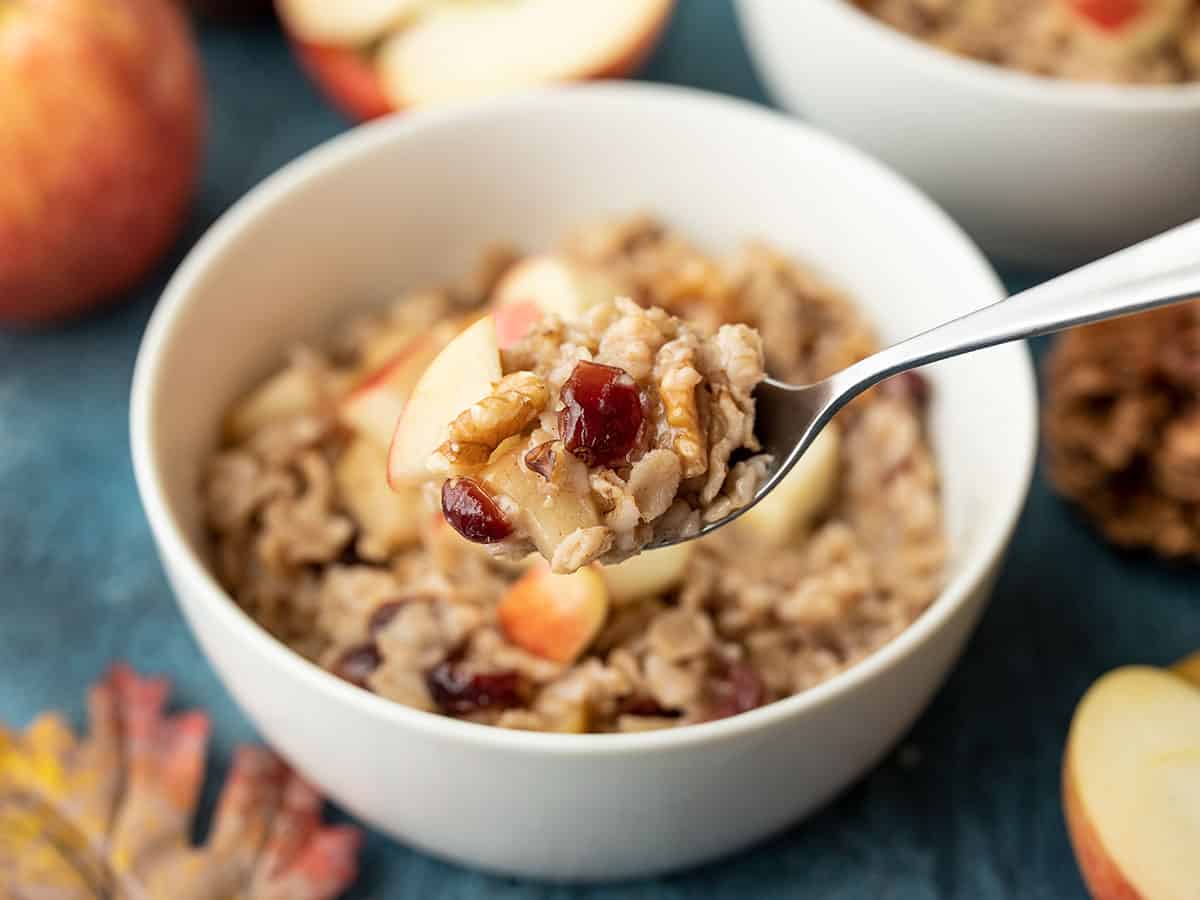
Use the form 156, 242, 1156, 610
1, 3, 1197, 897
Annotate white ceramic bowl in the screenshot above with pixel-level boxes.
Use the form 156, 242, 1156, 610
736, 0, 1200, 268
131, 83, 1036, 882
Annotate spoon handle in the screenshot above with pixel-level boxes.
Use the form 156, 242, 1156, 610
833, 217, 1200, 394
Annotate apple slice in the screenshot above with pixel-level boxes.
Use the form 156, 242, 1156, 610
224, 365, 326, 442
599, 544, 694, 605
498, 562, 609, 664
1174, 651, 1200, 687
492, 255, 626, 349
1062, 0, 1190, 52
376, 0, 675, 108
1063, 665, 1200, 900
388, 315, 502, 484
737, 423, 840, 544
338, 335, 442, 448
277, 0, 422, 46
479, 437, 602, 560
334, 435, 421, 554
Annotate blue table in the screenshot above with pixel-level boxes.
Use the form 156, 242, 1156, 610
2, 3, 1197, 896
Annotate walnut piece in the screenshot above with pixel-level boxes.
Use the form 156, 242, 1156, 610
432, 371, 549, 472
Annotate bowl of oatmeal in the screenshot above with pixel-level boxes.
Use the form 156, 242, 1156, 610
131, 83, 1036, 880
736, 0, 1200, 266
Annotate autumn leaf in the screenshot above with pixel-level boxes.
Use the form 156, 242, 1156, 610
0, 664, 362, 899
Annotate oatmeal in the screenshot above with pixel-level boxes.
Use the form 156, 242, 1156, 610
202, 217, 946, 733
856, 0, 1200, 84
397, 299, 767, 573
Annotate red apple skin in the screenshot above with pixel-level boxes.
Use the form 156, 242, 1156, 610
289, 38, 394, 122
1067, 0, 1143, 31
0, 0, 205, 326
283, 0, 676, 123
1062, 759, 1144, 900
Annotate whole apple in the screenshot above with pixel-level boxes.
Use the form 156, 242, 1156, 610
0, 0, 205, 325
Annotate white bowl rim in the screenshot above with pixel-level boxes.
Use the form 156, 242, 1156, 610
131, 81, 1037, 757
804, 0, 1200, 109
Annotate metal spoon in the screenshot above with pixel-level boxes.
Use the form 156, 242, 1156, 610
654, 217, 1200, 548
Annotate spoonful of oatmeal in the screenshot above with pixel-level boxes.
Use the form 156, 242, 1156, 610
388, 218, 1200, 573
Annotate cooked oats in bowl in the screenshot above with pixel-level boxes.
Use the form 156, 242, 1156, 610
201, 216, 945, 734
855, 0, 1200, 84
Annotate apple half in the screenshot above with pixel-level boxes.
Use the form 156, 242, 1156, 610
277, 0, 675, 120
1063, 663, 1200, 900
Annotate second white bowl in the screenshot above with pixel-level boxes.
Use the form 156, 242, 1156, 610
737, 0, 1200, 268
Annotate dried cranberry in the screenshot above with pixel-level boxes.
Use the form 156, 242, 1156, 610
332, 644, 381, 689
558, 361, 644, 467
367, 598, 422, 638
441, 478, 513, 544
705, 662, 765, 721
426, 662, 524, 716
524, 441, 557, 481
880, 371, 930, 408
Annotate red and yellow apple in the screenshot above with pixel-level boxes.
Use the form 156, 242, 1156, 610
277, 0, 675, 121
498, 562, 609, 664
1062, 656, 1200, 900
0, 0, 204, 325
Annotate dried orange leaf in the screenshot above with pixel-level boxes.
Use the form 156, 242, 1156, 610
0, 664, 362, 899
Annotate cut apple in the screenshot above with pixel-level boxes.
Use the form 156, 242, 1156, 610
492, 255, 626, 349
738, 423, 840, 544
277, 0, 422, 46
1062, 0, 1190, 52
334, 436, 421, 554
280, 0, 673, 121
224, 365, 326, 442
1063, 665, 1200, 900
599, 543, 694, 604
480, 437, 602, 560
498, 562, 609, 664
376, 0, 675, 107
388, 315, 502, 484
338, 335, 442, 448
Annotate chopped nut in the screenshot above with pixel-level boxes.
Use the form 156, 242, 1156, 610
432, 371, 549, 472
656, 337, 708, 478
